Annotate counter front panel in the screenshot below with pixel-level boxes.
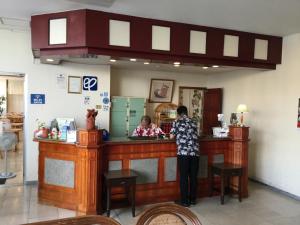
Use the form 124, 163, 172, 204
103, 136, 235, 205
35, 127, 249, 213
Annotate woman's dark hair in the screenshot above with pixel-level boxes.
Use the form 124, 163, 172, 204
141, 115, 151, 125
177, 106, 188, 116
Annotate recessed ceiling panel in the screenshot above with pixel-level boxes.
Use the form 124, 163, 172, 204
223, 34, 239, 57
152, 25, 170, 51
109, 19, 130, 47
254, 39, 268, 60
49, 18, 67, 45
190, 30, 206, 54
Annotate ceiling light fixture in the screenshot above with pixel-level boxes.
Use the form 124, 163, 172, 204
46, 58, 54, 62
110, 59, 116, 62
202, 66, 209, 69
212, 65, 219, 68
173, 62, 181, 65
130, 58, 137, 62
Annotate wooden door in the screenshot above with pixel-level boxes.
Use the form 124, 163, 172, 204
202, 88, 223, 135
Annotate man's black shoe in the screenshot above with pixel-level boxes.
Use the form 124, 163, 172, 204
174, 200, 190, 207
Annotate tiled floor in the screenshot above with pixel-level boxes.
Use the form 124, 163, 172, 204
0, 181, 299, 225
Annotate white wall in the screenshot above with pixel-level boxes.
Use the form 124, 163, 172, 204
111, 68, 207, 118
207, 33, 300, 197
0, 29, 111, 182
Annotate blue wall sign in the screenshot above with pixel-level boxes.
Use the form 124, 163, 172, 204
31, 94, 45, 104
83, 76, 98, 91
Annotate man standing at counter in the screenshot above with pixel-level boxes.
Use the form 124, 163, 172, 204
170, 106, 199, 207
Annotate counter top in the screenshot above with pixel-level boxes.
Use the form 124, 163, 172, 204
34, 136, 231, 146
105, 135, 231, 145
105, 137, 175, 145
33, 138, 76, 145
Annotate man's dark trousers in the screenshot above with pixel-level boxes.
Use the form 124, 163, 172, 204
178, 155, 199, 204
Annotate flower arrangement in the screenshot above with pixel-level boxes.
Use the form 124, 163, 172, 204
36, 119, 46, 129
34, 119, 49, 139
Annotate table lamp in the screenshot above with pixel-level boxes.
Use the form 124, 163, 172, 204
236, 104, 248, 126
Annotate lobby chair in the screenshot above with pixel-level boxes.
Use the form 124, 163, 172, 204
136, 203, 202, 225
22, 215, 121, 225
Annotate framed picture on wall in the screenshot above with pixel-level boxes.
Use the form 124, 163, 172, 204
179, 86, 205, 134
68, 76, 82, 94
149, 79, 174, 103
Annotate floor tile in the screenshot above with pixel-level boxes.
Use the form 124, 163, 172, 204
58, 208, 77, 219
28, 202, 58, 219
0, 181, 299, 225
0, 213, 28, 225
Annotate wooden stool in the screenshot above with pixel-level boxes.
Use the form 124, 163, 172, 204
104, 169, 137, 217
209, 163, 243, 204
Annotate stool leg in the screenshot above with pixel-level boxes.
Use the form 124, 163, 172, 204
238, 175, 242, 202
221, 174, 225, 205
106, 184, 111, 217
227, 176, 231, 196
132, 183, 136, 217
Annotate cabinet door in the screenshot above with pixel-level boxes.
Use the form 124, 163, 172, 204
111, 125, 127, 137
129, 98, 145, 111
111, 108, 128, 137
111, 111, 127, 127
128, 98, 145, 128
111, 97, 128, 112
129, 110, 144, 127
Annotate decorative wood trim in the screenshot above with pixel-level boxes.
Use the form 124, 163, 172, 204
31, 9, 282, 69
228, 126, 249, 197
37, 129, 102, 214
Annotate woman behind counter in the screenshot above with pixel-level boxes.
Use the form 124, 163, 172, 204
132, 115, 164, 137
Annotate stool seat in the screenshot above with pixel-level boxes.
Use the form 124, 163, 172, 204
104, 169, 137, 217
209, 163, 243, 204
104, 169, 138, 180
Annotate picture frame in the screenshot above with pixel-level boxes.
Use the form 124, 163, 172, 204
149, 79, 174, 103
68, 76, 82, 94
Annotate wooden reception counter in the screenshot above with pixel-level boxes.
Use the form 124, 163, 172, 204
35, 126, 249, 214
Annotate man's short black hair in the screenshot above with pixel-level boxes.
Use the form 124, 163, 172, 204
177, 106, 188, 116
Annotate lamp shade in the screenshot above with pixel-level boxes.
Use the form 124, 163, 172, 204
237, 104, 248, 113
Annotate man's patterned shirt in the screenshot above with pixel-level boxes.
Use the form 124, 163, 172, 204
170, 115, 199, 156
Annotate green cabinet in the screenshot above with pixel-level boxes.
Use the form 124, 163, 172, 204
111, 97, 146, 137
